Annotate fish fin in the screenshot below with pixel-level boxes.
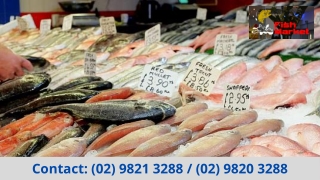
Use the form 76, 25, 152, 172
305, 108, 319, 117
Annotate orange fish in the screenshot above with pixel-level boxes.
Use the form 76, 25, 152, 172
96, 124, 171, 157
83, 120, 155, 155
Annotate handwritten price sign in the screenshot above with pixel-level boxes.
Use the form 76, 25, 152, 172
235, 10, 247, 23
145, 24, 161, 46
40, 19, 51, 36
100, 17, 117, 35
196, 8, 207, 20
62, 15, 73, 31
214, 34, 237, 56
223, 84, 251, 111
183, 60, 221, 96
139, 65, 178, 97
254, 0, 264, 4
315, 13, 320, 26
84, 52, 97, 76
17, 17, 28, 32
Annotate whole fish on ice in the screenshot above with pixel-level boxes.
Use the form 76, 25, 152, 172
39, 100, 176, 124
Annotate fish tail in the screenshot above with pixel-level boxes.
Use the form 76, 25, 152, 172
305, 108, 319, 117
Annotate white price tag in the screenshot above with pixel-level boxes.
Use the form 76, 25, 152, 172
235, 10, 247, 23
315, 13, 320, 26
183, 60, 221, 96
62, 15, 73, 31
100, 17, 117, 35
139, 65, 178, 97
145, 24, 161, 46
84, 52, 97, 76
16, 17, 28, 32
196, 8, 207, 20
40, 19, 51, 36
254, 0, 264, 4
222, 84, 251, 111
214, 34, 237, 56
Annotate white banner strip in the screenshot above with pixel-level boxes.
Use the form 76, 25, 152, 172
0, 158, 319, 179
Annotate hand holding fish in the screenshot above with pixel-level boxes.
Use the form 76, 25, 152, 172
0, 44, 33, 81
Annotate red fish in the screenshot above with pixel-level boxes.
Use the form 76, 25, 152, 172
254, 65, 289, 91
96, 125, 171, 157
18, 112, 67, 133
281, 71, 313, 94
83, 120, 155, 155
258, 40, 305, 59
299, 61, 320, 81
178, 109, 232, 132
287, 123, 320, 155
283, 58, 303, 75
250, 93, 307, 110
230, 145, 282, 157
190, 110, 258, 142
31, 113, 74, 139
86, 87, 134, 103
233, 65, 269, 86
216, 61, 247, 87
0, 131, 32, 156
159, 102, 208, 126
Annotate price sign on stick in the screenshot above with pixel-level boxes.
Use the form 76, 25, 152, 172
196, 8, 207, 20
315, 13, 320, 26
183, 60, 221, 96
17, 17, 28, 32
84, 52, 97, 76
222, 84, 251, 111
235, 10, 247, 23
62, 15, 73, 31
214, 34, 237, 56
40, 19, 51, 36
145, 24, 161, 46
100, 17, 117, 35
139, 65, 178, 97
254, 0, 264, 4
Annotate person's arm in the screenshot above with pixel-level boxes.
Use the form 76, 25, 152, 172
0, 43, 33, 81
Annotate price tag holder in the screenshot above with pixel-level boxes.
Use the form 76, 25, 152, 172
145, 24, 161, 46
315, 13, 320, 26
196, 8, 207, 20
40, 19, 51, 36
254, 0, 264, 4
17, 17, 28, 32
139, 64, 178, 97
222, 84, 251, 111
214, 34, 237, 56
183, 60, 221, 96
84, 52, 97, 76
100, 17, 117, 35
62, 15, 73, 31
235, 10, 247, 23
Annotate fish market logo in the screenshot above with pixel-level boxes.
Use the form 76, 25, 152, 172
252, 9, 274, 35
252, 24, 274, 35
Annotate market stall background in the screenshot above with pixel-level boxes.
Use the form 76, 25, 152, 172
0, 0, 320, 157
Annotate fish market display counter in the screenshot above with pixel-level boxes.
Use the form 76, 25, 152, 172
0, 1, 319, 157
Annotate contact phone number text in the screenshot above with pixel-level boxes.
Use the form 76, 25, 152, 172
32, 163, 288, 176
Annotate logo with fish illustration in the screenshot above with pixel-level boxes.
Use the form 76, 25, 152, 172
252, 24, 274, 35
